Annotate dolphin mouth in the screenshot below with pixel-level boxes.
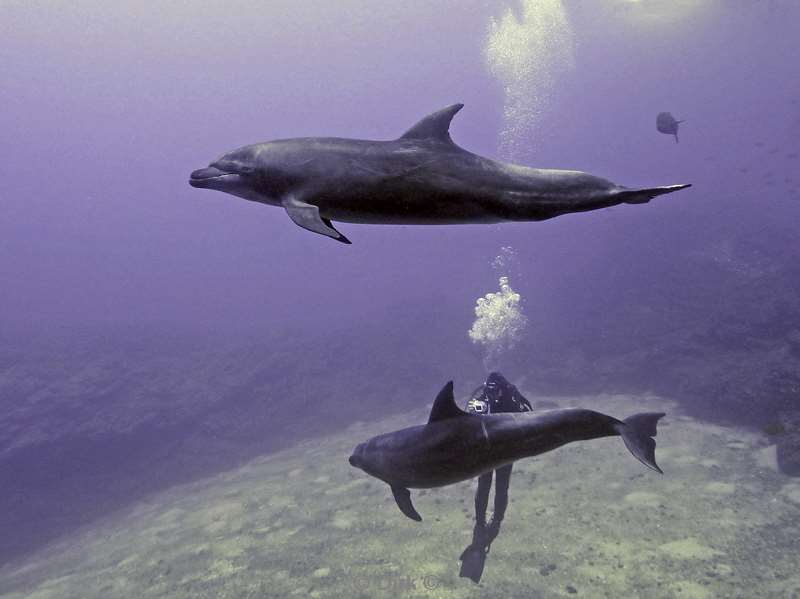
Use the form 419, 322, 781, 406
189, 166, 238, 188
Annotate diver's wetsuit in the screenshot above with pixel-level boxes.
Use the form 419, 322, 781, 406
459, 372, 532, 582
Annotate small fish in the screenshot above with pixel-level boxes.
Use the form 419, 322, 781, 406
656, 112, 684, 143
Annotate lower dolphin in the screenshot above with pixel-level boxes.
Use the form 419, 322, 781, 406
349, 381, 665, 521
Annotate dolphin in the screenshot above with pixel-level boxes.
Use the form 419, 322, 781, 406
656, 112, 684, 143
189, 104, 691, 244
349, 381, 665, 521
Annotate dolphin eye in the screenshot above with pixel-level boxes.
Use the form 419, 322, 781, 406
239, 165, 255, 175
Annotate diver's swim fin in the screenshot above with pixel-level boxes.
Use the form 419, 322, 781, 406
459, 542, 488, 583
391, 486, 422, 521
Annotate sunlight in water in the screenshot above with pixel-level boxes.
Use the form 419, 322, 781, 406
485, 0, 574, 160
468, 274, 527, 370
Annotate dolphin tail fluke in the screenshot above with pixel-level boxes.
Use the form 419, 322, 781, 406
616, 412, 665, 474
391, 485, 422, 521
617, 183, 691, 205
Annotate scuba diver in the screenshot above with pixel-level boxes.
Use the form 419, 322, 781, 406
459, 372, 533, 583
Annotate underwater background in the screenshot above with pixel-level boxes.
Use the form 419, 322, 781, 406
1, 1, 799, 597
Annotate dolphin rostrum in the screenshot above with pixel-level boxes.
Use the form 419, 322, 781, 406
349, 381, 665, 521
190, 104, 691, 244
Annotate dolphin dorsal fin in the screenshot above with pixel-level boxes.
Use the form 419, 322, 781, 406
427, 381, 465, 423
399, 104, 464, 144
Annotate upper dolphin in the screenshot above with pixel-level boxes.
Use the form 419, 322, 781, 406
190, 104, 691, 244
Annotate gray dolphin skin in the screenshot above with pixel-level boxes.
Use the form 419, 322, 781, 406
189, 104, 691, 244
349, 382, 665, 521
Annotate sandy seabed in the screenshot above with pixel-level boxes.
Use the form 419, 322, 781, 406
2, 393, 798, 599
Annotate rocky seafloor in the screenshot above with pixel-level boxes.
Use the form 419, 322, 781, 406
1, 393, 798, 599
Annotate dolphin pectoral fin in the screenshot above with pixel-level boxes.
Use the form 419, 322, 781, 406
281, 196, 351, 244
390, 485, 422, 521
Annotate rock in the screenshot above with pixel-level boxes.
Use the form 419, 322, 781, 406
754, 444, 779, 472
